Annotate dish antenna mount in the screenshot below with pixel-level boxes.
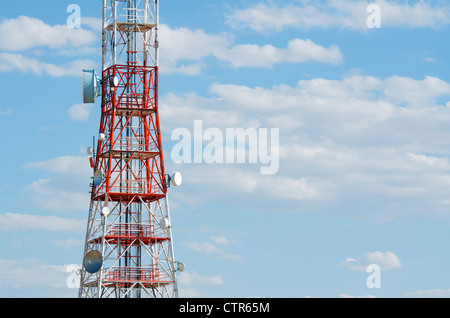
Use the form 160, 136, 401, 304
82, 69, 101, 104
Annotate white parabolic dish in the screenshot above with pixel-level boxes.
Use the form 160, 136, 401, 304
160, 217, 170, 230
171, 172, 182, 187
93, 170, 103, 186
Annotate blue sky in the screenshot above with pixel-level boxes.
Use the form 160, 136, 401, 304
1, 0, 450, 298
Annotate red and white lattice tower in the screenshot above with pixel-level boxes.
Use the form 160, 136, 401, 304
78, 0, 183, 298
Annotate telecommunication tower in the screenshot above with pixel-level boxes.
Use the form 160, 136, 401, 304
78, 0, 184, 298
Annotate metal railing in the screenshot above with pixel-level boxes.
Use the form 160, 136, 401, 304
104, 267, 164, 283
111, 136, 159, 153
107, 223, 154, 238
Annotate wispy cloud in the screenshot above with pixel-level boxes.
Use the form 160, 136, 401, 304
407, 289, 450, 298
214, 38, 342, 68
53, 238, 83, 249
226, 0, 450, 33
67, 104, 94, 122
162, 74, 450, 220
184, 241, 244, 261
159, 24, 342, 75
0, 107, 12, 116
24, 178, 89, 212
23, 156, 91, 212
0, 16, 96, 51
423, 56, 437, 63
0, 213, 85, 232
0, 16, 98, 77
184, 235, 244, 261
341, 251, 402, 271
0, 259, 78, 297
0, 53, 96, 77
24, 156, 91, 177
177, 271, 224, 297
178, 271, 224, 286
340, 293, 376, 298
81, 17, 102, 32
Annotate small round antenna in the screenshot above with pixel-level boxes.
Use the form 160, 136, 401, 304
160, 217, 170, 230
171, 172, 182, 187
101, 207, 111, 217
87, 147, 94, 155
84, 250, 103, 274
176, 261, 185, 272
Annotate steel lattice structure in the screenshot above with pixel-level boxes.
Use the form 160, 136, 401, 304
79, 0, 181, 298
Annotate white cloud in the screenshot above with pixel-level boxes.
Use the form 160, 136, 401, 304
214, 38, 342, 68
207, 75, 450, 136
178, 271, 224, 286
67, 104, 94, 122
38, 125, 61, 132
171, 267, 228, 297
0, 259, 78, 297
163, 75, 408, 130
383, 76, 450, 108
185, 241, 219, 254
177, 271, 224, 297
160, 92, 253, 131
406, 153, 450, 170
0, 213, 85, 232
0, 16, 98, 77
24, 178, 89, 212
339, 294, 376, 298
0, 16, 97, 51
378, 0, 450, 28
23, 156, 91, 212
407, 289, 450, 298
82, 17, 102, 32
341, 251, 402, 271
24, 156, 91, 177
179, 164, 325, 203
0, 20, 333, 77
183, 235, 243, 261
162, 74, 450, 219
184, 240, 244, 261
159, 24, 230, 75
0, 107, 12, 116
53, 238, 83, 249
0, 53, 96, 77
208, 76, 395, 124
159, 24, 342, 74
226, 0, 450, 32
211, 235, 230, 245
423, 56, 437, 63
